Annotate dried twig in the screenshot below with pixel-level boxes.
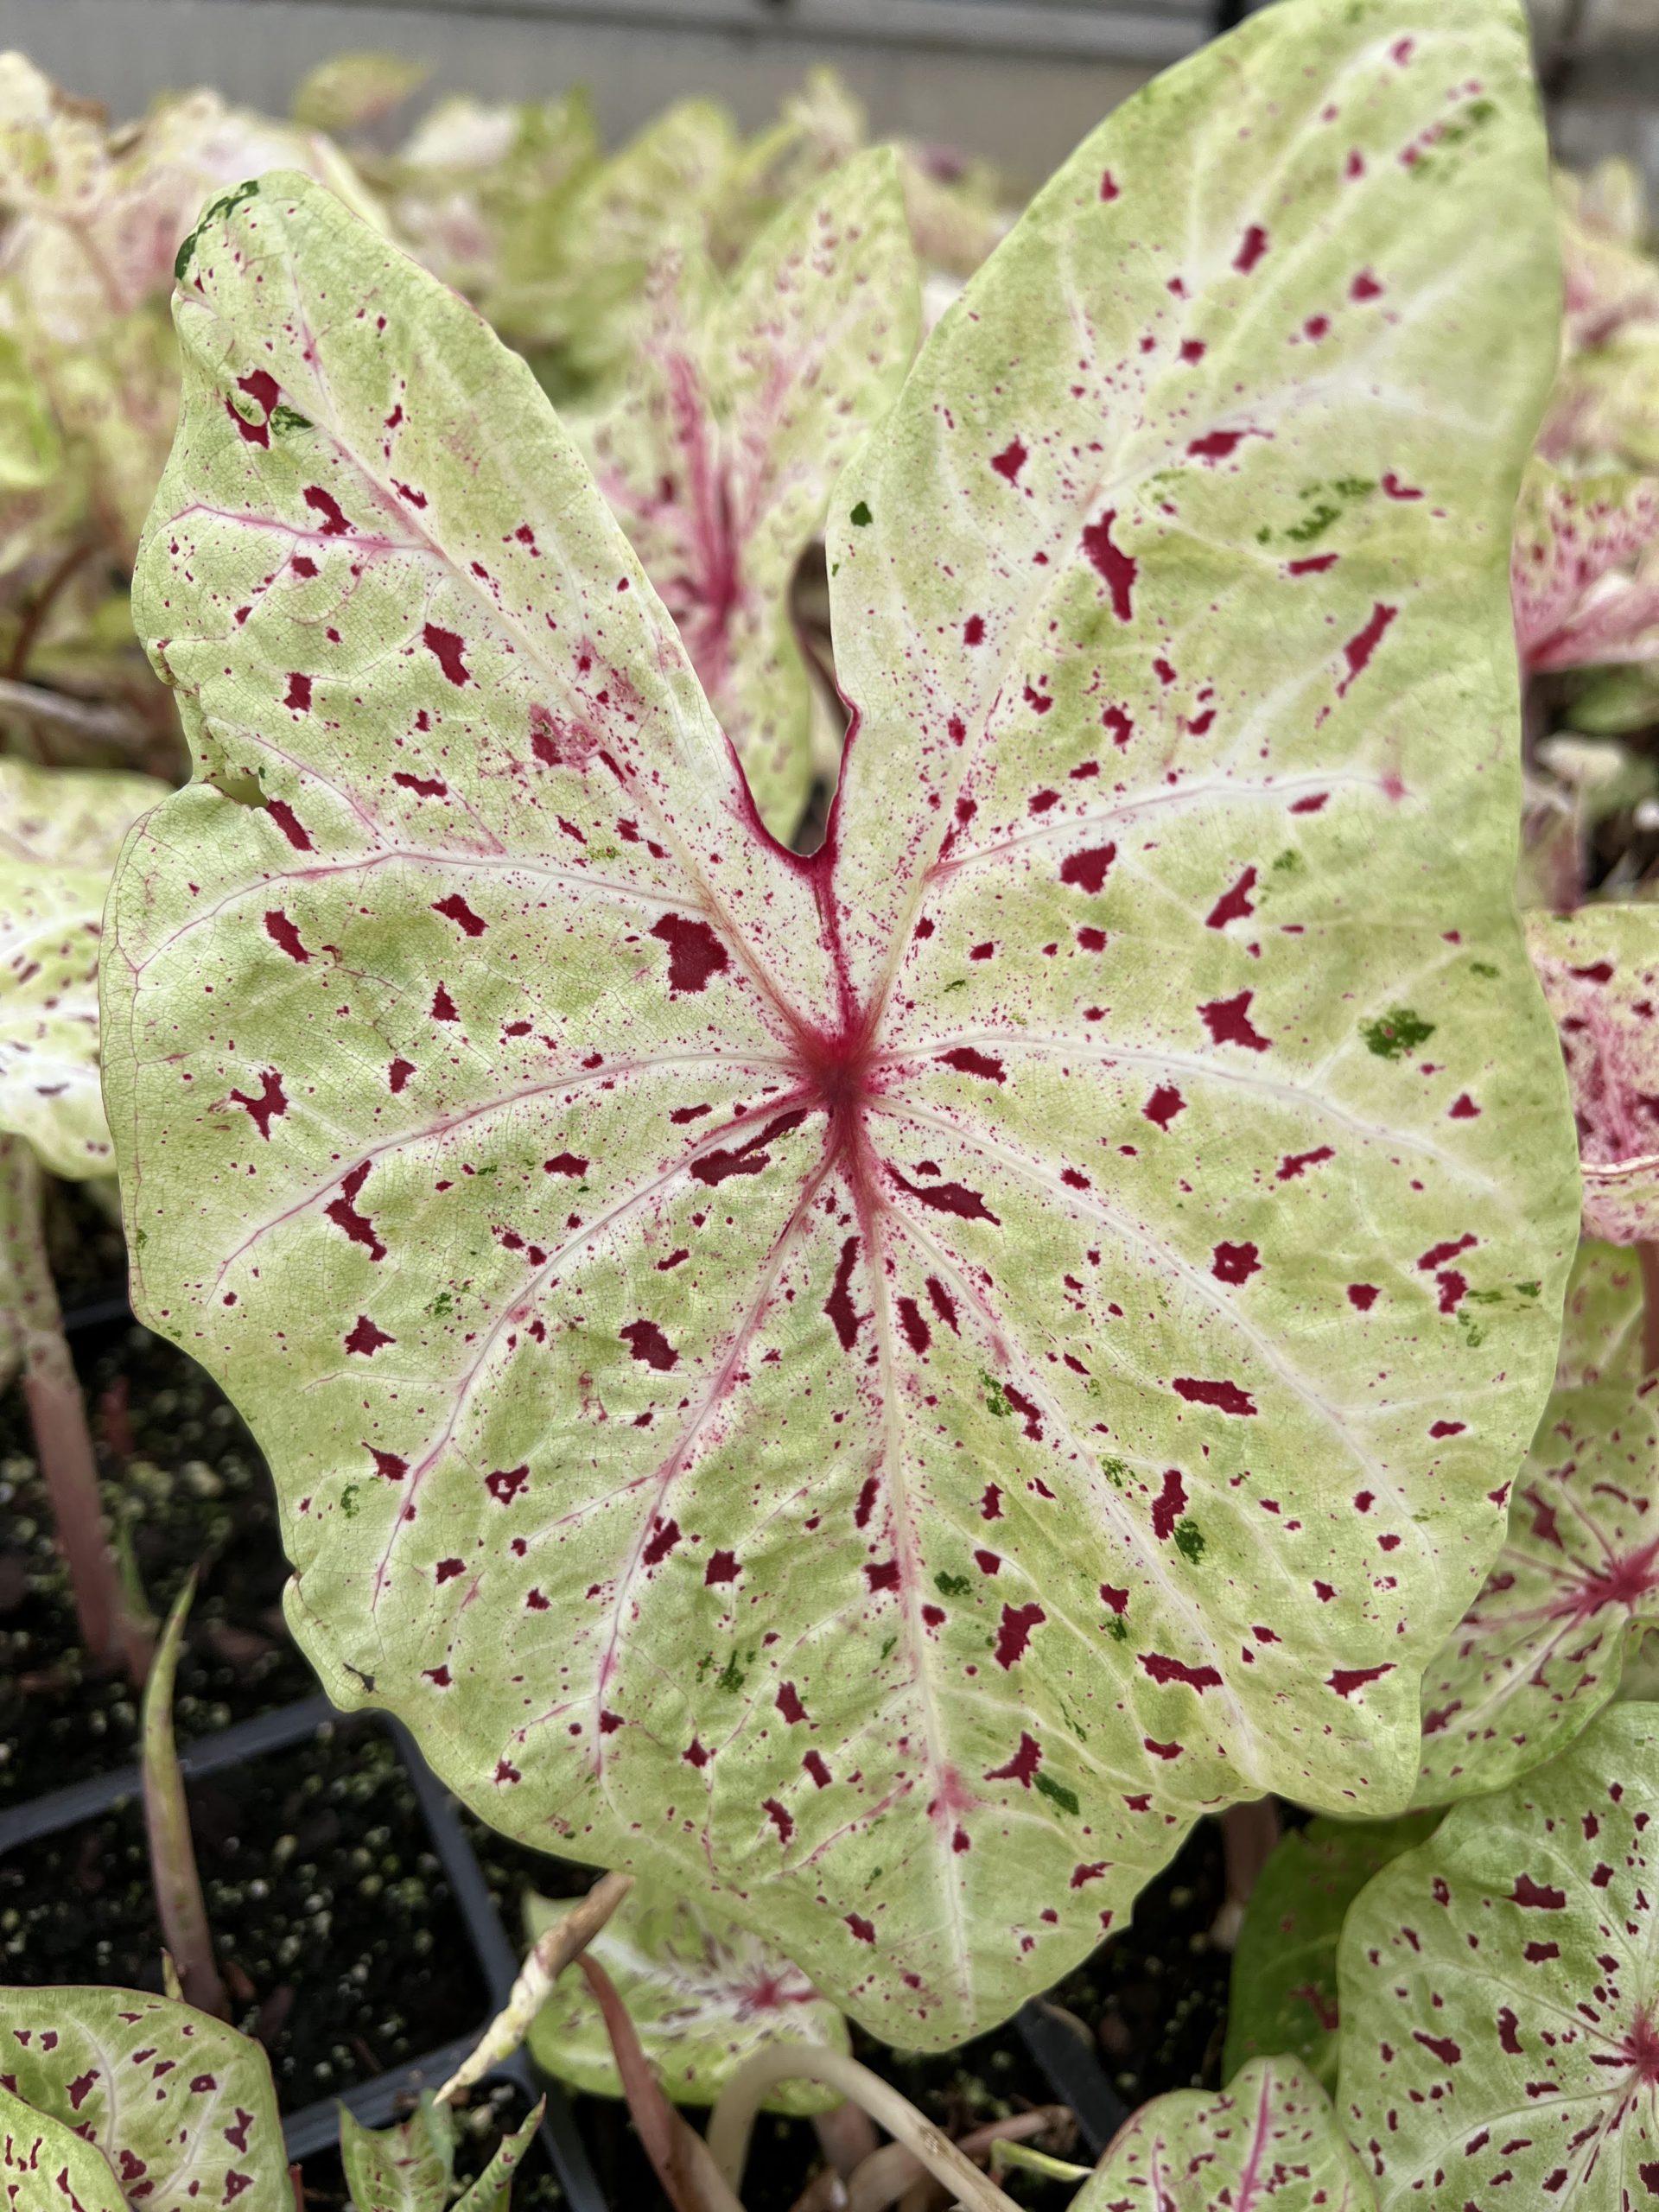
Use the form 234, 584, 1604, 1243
143, 1572, 228, 2018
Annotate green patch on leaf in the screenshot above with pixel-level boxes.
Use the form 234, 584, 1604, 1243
1359, 1007, 1435, 1059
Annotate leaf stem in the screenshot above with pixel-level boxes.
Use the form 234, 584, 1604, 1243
143, 1571, 229, 2018
706, 2044, 1021, 2212
578, 1954, 745, 2212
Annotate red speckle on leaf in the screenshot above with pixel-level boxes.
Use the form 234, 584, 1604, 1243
435, 1558, 465, 1584
1211, 1241, 1260, 1285
422, 623, 470, 684
706, 1550, 740, 1586
1429, 1420, 1465, 1439
1188, 428, 1268, 464
1287, 553, 1339, 575
263, 910, 309, 963
963, 614, 985, 645
1144, 1084, 1186, 1128
1413, 2031, 1461, 2066
1498, 2007, 1522, 2054
1099, 169, 1120, 201
1351, 269, 1385, 302
897, 1296, 931, 1355
1143, 1738, 1181, 1761
394, 770, 448, 798
368, 1446, 408, 1481
544, 1152, 588, 1176
265, 799, 312, 852
762, 1798, 794, 1844
388, 1058, 416, 1098
621, 1319, 678, 1371
229, 1066, 287, 1139
1152, 1468, 1186, 1540
1081, 512, 1137, 620
1419, 1234, 1476, 1271
692, 1107, 808, 1188
485, 1464, 530, 1505
1102, 703, 1134, 749
1381, 471, 1422, 500
1205, 867, 1258, 929
642, 1516, 681, 1566
1512, 1874, 1567, 1909
1447, 1092, 1480, 1120
985, 1732, 1042, 1786
1141, 1653, 1222, 1691
926, 1277, 960, 1332
650, 912, 729, 994
325, 1162, 385, 1262
1059, 844, 1116, 897
283, 671, 312, 712
345, 1313, 394, 1357
1200, 991, 1271, 1052
991, 438, 1027, 482
804, 1750, 831, 1787
432, 893, 486, 937
1277, 1145, 1335, 1181
1348, 1283, 1379, 1311
1328, 1663, 1392, 1697
825, 1236, 865, 1352
302, 486, 353, 536
777, 1682, 807, 1725
1337, 601, 1398, 696
887, 1168, 999, 1224
1234, 223, 1269, 273
942, 1046, 1005, 1083
431, 983, 459, 1021
865, 1560, 901, 1592
846, 1913, 875, 1944
1173, 1376, 1257, 1416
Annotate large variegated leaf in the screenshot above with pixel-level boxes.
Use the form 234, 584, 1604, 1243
105, 0, 1575, 2047
575, 149, 918, 839
524, 1878, 847, 2113
1510, 461, 1659, 673
0, 757, 166, 1179
0, 1985, 289, 2212
1070, 2057, 1375, 2212
1555, 1237, 1646, 1390
0, 2079, 125, 2212
1340, 1701, 1659, 2210
1414, 1379, 1659, 1805
1527, 905, 1659, 1242
1222, 1812, 1438, 2092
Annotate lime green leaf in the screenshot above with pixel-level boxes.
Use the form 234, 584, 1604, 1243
340, 2095, 458, 2212
576, 149, 918, 837
1340, 1702, 1659, 2210
1555, 1237, 1647, 1389
0, 757, 166, 1179
525, 1879, 848, 2113
294, 51, 429, 137
1527, 905, 1659, 1241
106, 0, 1576, 2048
0, 2078, 125, 2212
0, 1984, 289, 2211
1070, 2056, 1375, 2211
389, 91, 599, 303
1223, 1812, 1439, 2090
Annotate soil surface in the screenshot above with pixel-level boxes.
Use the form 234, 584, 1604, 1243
2, 1183, 1235, 2209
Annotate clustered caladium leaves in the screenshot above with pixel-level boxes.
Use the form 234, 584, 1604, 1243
105, 0, 1577, 2045
573, 147, 918, 840
524, 1878, 849, 2113
1070, 2057, 1375, 2212
1222, 1812, 1438, 2092
0, 1986, 289, 2212
340, 2094, 542, 2212
1511, 461, 1659, 675
1526, 906, 1659, 1242
1340, 1702, 1659, 2209
0, 755, 166, 1179
1413, 1378, 1659, 1807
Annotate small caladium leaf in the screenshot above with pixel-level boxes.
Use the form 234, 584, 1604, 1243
0, 757, 166, 1179
340, 2096, 459, 2212
107, 0, 1575, 2046
1068, 2057, 1376, 2212
575, 149, 918, 838
0, 1984, 289, 2211
1340, 1701, 1659, 2209
292, 51, 429, 137
524, 1878, 848, 2113
1511, 461, 1659, 674
1527, 904, 1659, 1242
1555, 1237, 1647, 1390
1223, 1812, 1438, 2091
1413, 1379, 1659, 1805
0, 2078, 125, 2212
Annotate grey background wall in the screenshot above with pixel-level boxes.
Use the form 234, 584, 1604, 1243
0, 0, 1654, 191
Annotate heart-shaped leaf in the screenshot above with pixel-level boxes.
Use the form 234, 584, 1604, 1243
1340, 1701, 1659, 2209
105, 0, 1576, 2045
0, 757, 166, 1179
574, 147, 918, 839
1511, 461, 1659, 673
1223, 1811, 1438, 2091
1068, 2056, 1375, 2212
524, 1878, 848, 2113
1527, 905, 1659, 1241
0, 1984, 289, 2212
1414, 1379, 1659, 1805
0, 2078, 126, 2212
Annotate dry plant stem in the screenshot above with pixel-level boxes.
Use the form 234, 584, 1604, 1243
1214, 1796, 1283, 1950
435, 1868, 632, 2102
788, 2173, 849, 2212
578, 1955, 745, 2212
6, 537, 92, 681
3, 1137, 151, 1681
707, 2044, 1021, 2212
1639, 1243, 1659, 1374
0, 674, 148, 749
143, 1572, 229, 2018
847, 2108, 1069, 2212
814, 2101, 881, 2179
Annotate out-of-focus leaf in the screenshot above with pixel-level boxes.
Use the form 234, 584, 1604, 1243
1222, 1813, 1438, 2091
389, 90, 599, 302
525, 1878, 848, 2113
1512, 460, 1659, 672
294, 50, 429, 138
1527, 903, 1659, 1241
1556, 1237, 1646, 1389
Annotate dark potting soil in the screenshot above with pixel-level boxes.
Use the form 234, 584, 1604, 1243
3, 1220, 1235, 2209
0, 1722, 490, 2107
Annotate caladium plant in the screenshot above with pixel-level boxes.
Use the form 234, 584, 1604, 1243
339, 2096, 542, 2212
1222, 1811, 1438, 2092
1526, 905, 1659, 1242
105, 0, 1578, 2047
573, 148, 919, 839
524, 1877, 849, 2113
1511, 461, 1659, 675
1069, 2057, 1374, 2212
1340, 1700, 1659, 2210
